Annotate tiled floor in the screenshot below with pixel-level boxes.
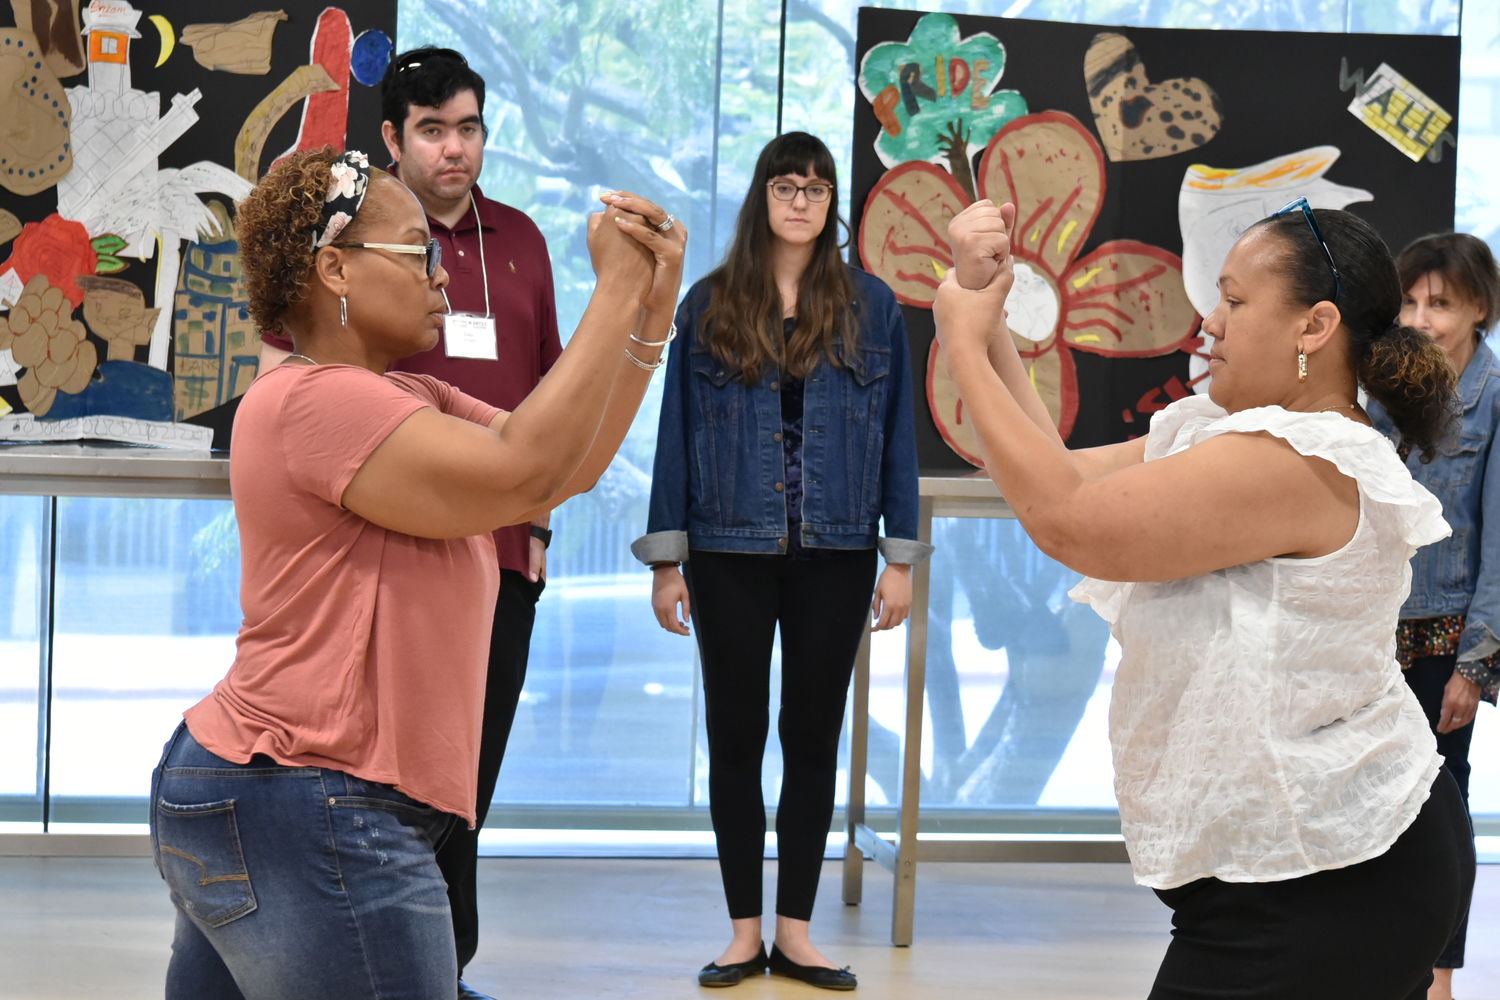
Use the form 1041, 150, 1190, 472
2, 857, 1496, 998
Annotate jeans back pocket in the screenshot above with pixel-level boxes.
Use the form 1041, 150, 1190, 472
155, 798, 258, 928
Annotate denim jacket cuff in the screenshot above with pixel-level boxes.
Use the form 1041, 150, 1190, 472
1457, 621, 1500, 664
878, 536, 934, 566
631, 530, 689, 566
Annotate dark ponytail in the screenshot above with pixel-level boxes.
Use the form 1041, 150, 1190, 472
1356, 322, 1455, 461
1254, 209, 1456, 461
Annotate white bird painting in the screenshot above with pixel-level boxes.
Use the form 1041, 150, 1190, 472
1178, 147, 1372, 392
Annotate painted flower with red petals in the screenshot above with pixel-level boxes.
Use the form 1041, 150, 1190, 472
860, 111, 1199, 464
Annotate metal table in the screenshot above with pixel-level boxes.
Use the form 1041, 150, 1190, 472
841, 472, 1126, 946
0, 443, 230, 499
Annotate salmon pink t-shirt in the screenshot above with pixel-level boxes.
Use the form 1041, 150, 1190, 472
185, 364, 502, 825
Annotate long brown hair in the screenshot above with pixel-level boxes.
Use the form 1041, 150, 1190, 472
699, 132, 857, 383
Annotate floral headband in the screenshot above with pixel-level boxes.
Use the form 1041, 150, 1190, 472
312, 149, 371, 248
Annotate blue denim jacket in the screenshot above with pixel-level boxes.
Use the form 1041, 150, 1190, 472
631, 266, 931, 565
1369, 340, 1500, 663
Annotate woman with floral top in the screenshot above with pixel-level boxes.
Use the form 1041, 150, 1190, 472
1368, 232, 1500, 1000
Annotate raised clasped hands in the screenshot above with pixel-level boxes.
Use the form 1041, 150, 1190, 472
933, 199, 1017, 357
592, 191, 688, 314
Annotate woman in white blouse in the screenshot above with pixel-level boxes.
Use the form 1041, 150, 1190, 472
932, 199, 1473, 999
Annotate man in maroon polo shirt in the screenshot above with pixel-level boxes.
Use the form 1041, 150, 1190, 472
260, 47, 560, 1000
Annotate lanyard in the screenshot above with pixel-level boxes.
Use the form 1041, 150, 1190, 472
469, 191, 491, 319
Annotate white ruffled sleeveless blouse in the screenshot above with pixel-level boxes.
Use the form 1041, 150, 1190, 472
1070, 395, 1450, 889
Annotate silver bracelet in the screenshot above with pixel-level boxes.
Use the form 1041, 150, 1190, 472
629, 322, 678, 348
625, 347, 667, 371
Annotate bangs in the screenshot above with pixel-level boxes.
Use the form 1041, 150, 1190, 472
766, 136, 836, 186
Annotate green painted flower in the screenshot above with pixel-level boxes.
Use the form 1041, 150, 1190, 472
858, 13, 1028, 200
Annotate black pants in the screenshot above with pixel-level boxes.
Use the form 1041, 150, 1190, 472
435, 568, 543, 976
1149, 769, 1475, 1000
685, 548, 877, 921
1403, 652, 1475, 968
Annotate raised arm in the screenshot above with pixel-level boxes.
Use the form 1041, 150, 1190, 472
341, 193, 679, 538
946, 201, 1146, 481
933, 202, 1359, 582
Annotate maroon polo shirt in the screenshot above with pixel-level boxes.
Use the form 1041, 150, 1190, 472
263, 183, 562, 574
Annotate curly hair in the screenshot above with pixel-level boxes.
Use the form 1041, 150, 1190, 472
1253, 209, 1456, 461
236, 148, 385, 335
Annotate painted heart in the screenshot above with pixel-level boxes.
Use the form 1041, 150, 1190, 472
1084, 32, 1222, 162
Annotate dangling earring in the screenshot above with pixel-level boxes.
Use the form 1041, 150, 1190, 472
1297, 347, 1308, 382
340, 294, 348, 327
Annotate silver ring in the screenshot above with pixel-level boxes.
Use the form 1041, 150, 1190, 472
654, 214, 675, 233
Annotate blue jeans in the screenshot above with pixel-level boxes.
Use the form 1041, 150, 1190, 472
150, 723, 459, 999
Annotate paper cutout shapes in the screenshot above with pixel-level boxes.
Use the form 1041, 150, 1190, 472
90, 232, 127, 274
173, 200, 260, 420
857, 12, 1027, 200
234, 63, 338, 181
8, 0, 86, 78
1084, 32, 1221, 162
1346, 62, 1452, 163
0, 409, 211, 447
3, 274, 98, 416
180, 10, 287, 75
269, 7, 353, 174
149, 13, 174, 68
59, 0, 254, 372
43, 359, 172, 422
351, 28, 393, 86
1177, 146, 1371, 392
0, 395, 10, 417
0, 30, 74, 195
0, 266, 22, 306
79, 275, 158, 361
0, 208, 20, 246
864, 112, 1196, 461
859, 162, 969, 307
0, 212, 98, 307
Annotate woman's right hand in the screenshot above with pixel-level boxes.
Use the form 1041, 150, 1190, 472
587, 196, 655, 298
602, 192, 688, 317
652, 565, 692, 636
948, 199, 1017, 296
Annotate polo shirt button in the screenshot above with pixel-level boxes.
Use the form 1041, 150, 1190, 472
457, 249, 465, 256
774, 482, 785, 493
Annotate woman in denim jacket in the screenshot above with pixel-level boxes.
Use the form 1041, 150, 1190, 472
632, 132, 929, 991
1368, 232, 1500, 1000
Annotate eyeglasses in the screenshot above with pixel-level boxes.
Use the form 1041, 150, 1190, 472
1271, 197, 1341, 303
332, 239, 443, 279
768, 181, 832, 203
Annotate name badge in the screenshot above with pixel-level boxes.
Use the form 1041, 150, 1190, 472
444, 312, 498, 360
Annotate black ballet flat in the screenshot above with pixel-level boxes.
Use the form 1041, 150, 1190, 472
697, 943, 768, 987
768, 944, 858, 991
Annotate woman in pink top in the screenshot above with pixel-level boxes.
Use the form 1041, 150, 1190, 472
148, 148, 685, 1000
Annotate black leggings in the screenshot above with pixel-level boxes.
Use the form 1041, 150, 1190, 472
685, 548, 876, 921
1403, 653, 1475, 968
1149, 768, 1475, 1000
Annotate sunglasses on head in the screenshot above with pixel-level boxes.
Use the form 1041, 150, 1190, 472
1271, 196, 1341, 303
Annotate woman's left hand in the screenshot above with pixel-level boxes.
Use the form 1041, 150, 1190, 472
871, 563, 913, 631
1438, 670, 1482, 733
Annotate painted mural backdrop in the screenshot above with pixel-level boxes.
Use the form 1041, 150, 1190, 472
0, 0, 395, 448
852, 10, 1460, 470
